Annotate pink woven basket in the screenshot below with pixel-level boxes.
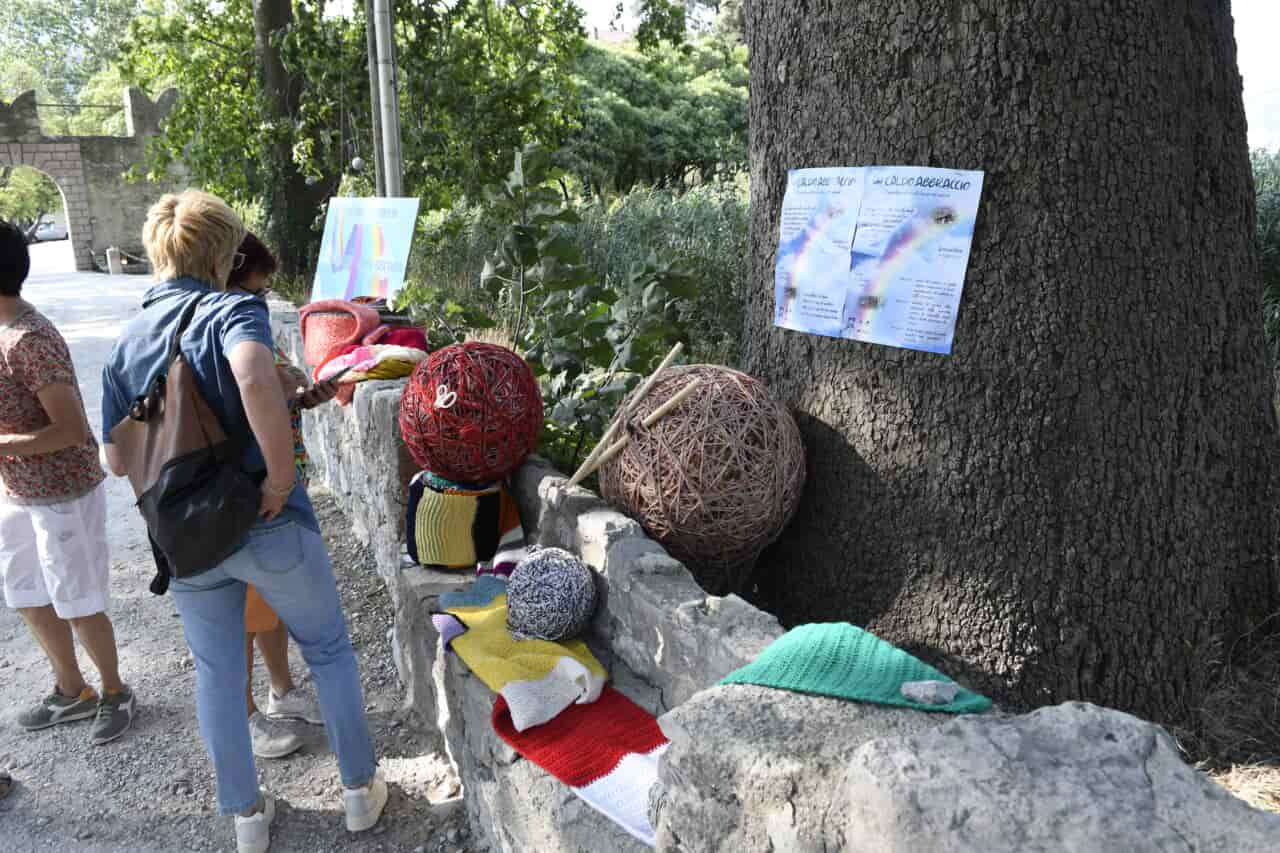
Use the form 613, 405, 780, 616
298, 300, 380, 369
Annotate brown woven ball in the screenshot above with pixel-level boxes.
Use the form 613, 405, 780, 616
598, 365, 805, 594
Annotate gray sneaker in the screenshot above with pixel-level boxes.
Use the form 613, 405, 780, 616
17, 687, 99, 731
250, 712, 303, 759
266, 684, 324, 725
90, 687, 136, 745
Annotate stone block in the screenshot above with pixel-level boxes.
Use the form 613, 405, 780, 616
829, 702, 1280, 852
653, 684, 950, 852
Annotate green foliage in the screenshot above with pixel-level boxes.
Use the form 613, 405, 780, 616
574, 183, 748, 365
0, 0, 143, 99
407, 181, 748, 362
631, 0, 689, 52
399, 146, 713, 470
0, 166, 63, 228
393, 279, 499, 350
560, 41, 747, 197
120, 1, 263, 199
0, 1, 144, 136
1255, 150, 1280, 360
119, 0, 585, 270
410, 203, 507, 293
65, 67, 130, 136
394, 0, 586, 209
629, 0, 738, 51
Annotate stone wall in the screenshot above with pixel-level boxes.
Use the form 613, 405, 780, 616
1, 88, 182, 271
270, 300, 1280, 852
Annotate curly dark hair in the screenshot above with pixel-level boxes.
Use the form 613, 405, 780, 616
0, 220, 31, 297
225, 231, 278, 290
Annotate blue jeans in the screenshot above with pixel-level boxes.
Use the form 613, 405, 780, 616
170, 519, 376, 815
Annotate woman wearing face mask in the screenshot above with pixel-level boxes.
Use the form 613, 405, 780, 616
224, 231, 340, 761
101, 192, 385, 853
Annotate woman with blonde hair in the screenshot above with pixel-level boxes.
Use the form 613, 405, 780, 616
100, 190, 385, 853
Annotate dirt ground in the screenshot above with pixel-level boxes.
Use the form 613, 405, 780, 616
0, 494, 472, 853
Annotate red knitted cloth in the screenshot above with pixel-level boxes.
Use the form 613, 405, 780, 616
398, 342, 543, 482
491, 686, 668, 788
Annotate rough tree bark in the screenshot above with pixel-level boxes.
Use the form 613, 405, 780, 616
253, 0, 326, 277
743, 0, 1276, 729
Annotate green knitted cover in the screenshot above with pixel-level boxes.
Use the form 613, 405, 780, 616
720, 623, 992, 714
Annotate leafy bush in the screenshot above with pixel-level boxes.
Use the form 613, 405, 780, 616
558, 41, 748, 198
575, 184, 748, 365
406, 182, 748, 364
475, 146, 695, 472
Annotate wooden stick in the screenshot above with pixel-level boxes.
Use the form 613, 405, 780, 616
573, 379, 703, 482
568, 342, 684, 486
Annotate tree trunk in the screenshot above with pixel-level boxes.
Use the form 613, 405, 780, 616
742, 0, 1276, 729
253, 0, 319, 278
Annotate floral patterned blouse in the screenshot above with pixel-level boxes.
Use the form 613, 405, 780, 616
0, 305, 105, 505
274, 346, 310, 487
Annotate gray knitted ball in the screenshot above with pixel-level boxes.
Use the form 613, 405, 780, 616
506, 547, 598, 641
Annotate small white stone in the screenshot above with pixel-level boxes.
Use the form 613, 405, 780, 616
900, 680, 961, 705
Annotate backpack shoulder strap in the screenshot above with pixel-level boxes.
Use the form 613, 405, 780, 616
166, 294, 207, 365
131, 294, 208, 422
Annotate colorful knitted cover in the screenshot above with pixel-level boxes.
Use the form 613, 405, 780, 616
479, 486, 526, 577
435, 576, 606, 732
273, 347, 310, 485
316, 344, 427, 383
405, 472, 524, 571
720, 623, 992, 714
493, 686, 668, 847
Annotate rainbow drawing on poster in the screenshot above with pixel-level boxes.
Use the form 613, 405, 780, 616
772, 167, 863, 337
774, 196, 861, 330
311, 197, 420, 303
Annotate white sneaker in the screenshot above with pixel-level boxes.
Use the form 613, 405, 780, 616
266, 684, 324, 725
235, 793, 275, 853
250, 711, 303, 760
343, 770, 388, 833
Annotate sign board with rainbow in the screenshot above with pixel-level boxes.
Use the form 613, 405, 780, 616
311, 197, 421, 303
774, 166, 984, 355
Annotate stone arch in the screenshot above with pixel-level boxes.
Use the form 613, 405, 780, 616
1, 88, 183, 273
0, 142, 95, 271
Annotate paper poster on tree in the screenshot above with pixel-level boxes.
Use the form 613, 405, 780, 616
774, 166, 984, 354
311, 197, 420, 303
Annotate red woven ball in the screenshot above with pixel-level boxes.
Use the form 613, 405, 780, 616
399, 342, 544, 482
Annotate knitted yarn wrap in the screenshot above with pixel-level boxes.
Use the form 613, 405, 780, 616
506, 547, 598, 641
399, 342, 543, 482
599, 365, 805, 595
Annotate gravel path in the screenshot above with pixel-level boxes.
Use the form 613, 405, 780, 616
0, 246, 469, 853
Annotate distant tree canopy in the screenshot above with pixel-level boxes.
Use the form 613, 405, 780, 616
4, 1, 749, 268
0, 0, 144, 135
559, 40, 748, 197
0, 166, 62, 229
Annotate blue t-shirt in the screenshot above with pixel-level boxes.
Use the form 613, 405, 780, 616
101, 277, 318, 533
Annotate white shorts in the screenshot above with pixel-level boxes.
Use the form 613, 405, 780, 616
0, 483, 110, 619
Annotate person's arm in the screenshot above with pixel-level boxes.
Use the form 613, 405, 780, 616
228, 340, 297, 520
0, 383, 91, 456
102, 444, 126, 477
100, 364, 127, 476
